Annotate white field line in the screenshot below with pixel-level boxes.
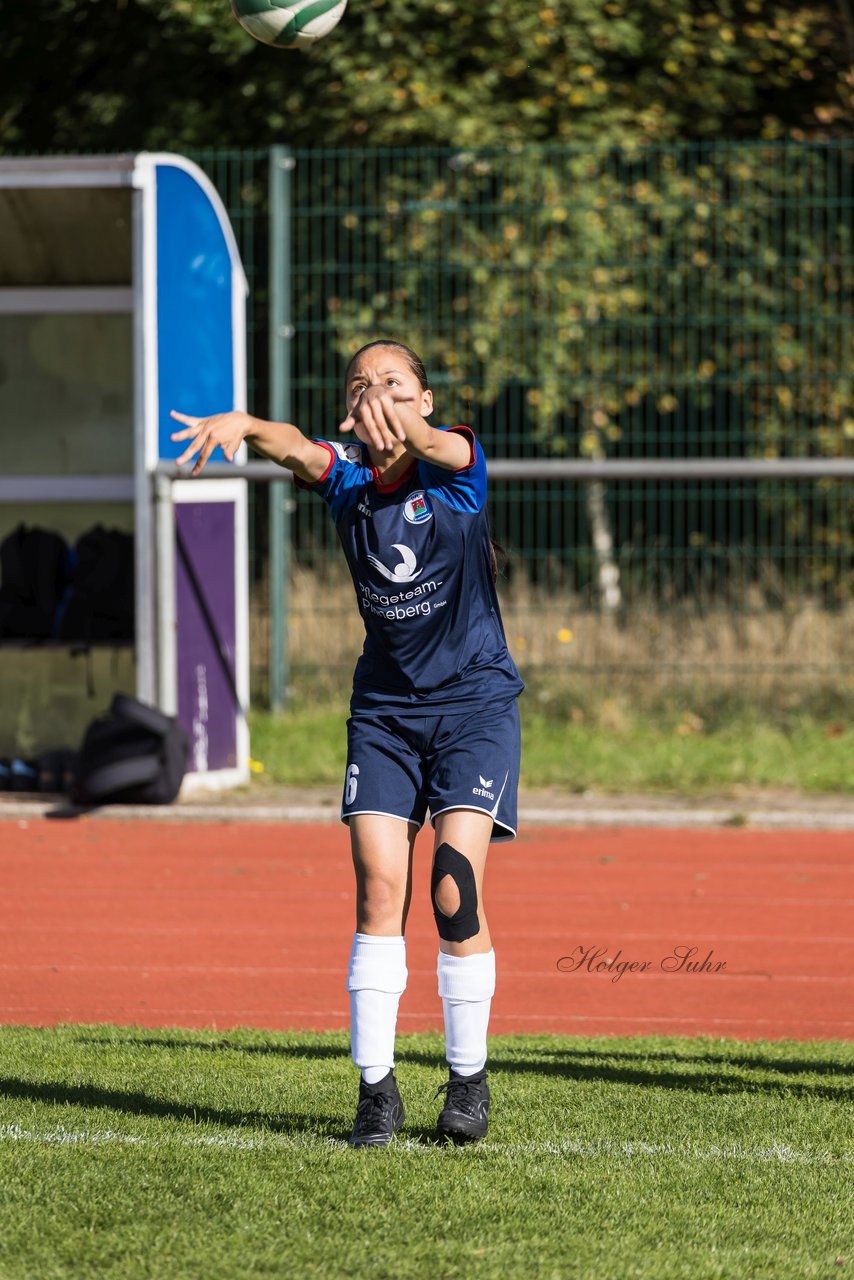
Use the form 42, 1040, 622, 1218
4, 889, 854, 907
3, 926, 854, 946
3, 1008, 854, 1033
0, 1121, 851, 1165
2, 964, 853, 985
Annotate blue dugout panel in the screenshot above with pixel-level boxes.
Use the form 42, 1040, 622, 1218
137, 154, 250, 788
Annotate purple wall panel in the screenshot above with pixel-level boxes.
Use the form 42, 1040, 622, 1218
175, 502, 237, 773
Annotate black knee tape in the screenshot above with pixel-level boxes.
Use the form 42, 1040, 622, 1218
431, 843, 480, 943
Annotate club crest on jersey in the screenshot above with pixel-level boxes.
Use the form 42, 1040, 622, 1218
403, 491, 432, 525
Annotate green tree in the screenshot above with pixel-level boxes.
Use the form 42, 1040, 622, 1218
288, 140, 853, 603
2, 1, 850, 604
0, 0, 851, 152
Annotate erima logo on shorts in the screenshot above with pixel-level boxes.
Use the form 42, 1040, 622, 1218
472, 774, 495, 801
403, 491, 432, 525
367, 544, 422, 583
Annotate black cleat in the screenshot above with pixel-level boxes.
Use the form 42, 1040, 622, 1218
435, 1068, 490, 1143
347, 1072, 405, 1148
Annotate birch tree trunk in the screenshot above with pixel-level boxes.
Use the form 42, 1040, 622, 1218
584, 428, 622, 615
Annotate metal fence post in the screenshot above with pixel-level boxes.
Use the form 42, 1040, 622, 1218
154, 473, 177, 716
269, 145, 294, 710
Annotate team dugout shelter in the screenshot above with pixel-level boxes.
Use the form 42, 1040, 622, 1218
0, 154, 250, 790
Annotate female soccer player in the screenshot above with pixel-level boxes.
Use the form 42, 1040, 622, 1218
170, 340, 523, 1147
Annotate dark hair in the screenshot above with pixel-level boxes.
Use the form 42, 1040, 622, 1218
344, 340, 429, 391
488, 507, 508, 582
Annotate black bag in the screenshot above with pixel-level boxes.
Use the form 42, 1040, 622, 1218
0, 752, 78, 795
0, 524, 70, 639
0, 758, 39, 792
56, 525, 134, 643
36, 748, 80, 795
75, 693, 189, 806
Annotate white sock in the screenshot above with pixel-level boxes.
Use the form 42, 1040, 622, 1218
437, 949, 496, 1076
347, 933, 407, 1083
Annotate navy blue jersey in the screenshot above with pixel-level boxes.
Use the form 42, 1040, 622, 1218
299, 427, 523, 715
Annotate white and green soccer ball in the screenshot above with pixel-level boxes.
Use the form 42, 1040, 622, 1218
230, 0, 347, 48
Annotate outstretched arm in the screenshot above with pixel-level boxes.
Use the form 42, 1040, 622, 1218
340, 389, 470, 471
169, 410, 330, 482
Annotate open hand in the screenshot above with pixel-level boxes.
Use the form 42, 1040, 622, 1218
339, 385, 413, 454
170, 410, 252, 475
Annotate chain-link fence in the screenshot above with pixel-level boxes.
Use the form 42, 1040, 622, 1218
191, 142, 853, 704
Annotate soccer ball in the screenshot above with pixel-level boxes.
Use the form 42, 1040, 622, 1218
230, 0, 347, 49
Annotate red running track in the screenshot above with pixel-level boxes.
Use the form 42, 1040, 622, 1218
1, 819, 852, 1041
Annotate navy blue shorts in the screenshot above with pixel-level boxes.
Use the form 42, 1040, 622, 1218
342, 698, 521, 842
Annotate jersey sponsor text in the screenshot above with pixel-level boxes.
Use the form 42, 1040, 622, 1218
359, 577, 444, 621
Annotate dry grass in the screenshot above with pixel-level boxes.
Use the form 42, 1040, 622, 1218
250, 565, 853, 701
500, 578, 852, 677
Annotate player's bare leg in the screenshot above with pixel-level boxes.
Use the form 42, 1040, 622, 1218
432, 808, 493, 955
431, 809, 495, 1142
345, 815, 416, 1147
350, 814, 416, 937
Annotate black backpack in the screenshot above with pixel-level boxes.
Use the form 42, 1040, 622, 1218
56, 525, 135, 643
0, 524, 70, 639
75, 693, 189, 806
0, 750, 80, 795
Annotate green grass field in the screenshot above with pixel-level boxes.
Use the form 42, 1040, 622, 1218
248, 695, 854, 794
1, 1027, 851, 1279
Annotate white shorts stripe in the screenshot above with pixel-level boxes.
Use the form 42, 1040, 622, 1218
341, 809, 421, 828
429, 804, 516, 841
